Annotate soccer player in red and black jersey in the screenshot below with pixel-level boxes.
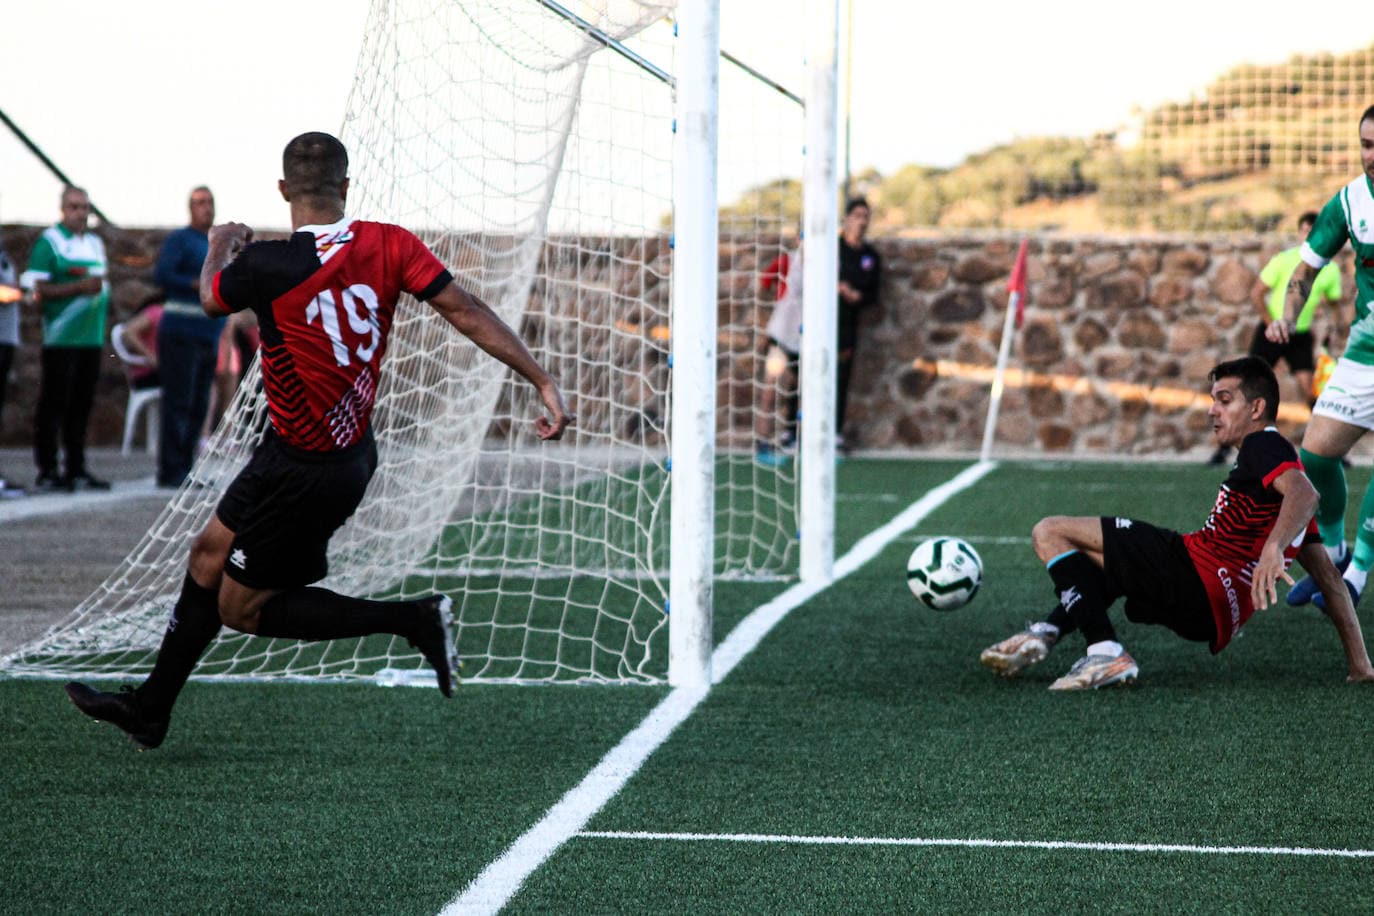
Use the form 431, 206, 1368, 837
981, 356, 1373, 690
64, 132, 572, 748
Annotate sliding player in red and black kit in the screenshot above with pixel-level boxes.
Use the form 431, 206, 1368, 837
980, 356, 1372, 690
65, 132, 572, 747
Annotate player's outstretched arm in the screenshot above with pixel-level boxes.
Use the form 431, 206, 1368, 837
199, 222, 254, 318
427, 281, 573, 440
1252, 469, 1319, 610
1296, 542, 1374, 682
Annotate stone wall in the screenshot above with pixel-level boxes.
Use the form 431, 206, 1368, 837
0, 224, 1353, 460
837, 234, 1357, 456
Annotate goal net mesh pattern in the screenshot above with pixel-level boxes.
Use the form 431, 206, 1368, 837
2, 0, 804, 685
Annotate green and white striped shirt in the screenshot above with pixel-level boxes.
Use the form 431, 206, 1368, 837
19, 224, 108, 347
1304, 175, 1374, 365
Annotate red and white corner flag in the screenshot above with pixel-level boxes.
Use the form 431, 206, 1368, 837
981, 238, 1030, 461
1007, 238, 1029, 329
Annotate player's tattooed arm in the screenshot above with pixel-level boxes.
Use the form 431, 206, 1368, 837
1267, 261, 1318, 344
1289, 267, 1316, 314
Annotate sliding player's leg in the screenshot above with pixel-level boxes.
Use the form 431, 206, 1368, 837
982, 516, 1120, 680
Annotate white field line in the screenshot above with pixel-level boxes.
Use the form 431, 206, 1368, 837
576, 830, 1374, 859
442, 461, 997, 916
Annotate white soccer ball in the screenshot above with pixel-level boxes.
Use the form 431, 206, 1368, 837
906, 536, 983, 611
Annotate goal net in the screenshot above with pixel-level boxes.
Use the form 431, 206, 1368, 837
1, 0, 805, 685
715, 32, 806, 580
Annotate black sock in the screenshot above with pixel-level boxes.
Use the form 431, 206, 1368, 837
136, 574, 223, 718
255, 587, 421, 642
1045, 603, 1075, 636
1046, 551, 1119, 645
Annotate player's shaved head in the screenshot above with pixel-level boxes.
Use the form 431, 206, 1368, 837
282, 132, 349, 202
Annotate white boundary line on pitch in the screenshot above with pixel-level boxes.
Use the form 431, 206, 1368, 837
576, 830, 1374, 859
443, 461, 998, 916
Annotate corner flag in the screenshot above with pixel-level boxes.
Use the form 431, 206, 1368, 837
980, 238, 1030, 461
1008, 239, 1029, 329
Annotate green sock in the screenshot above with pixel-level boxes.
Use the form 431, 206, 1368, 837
1353, 477, 1374, 572
1301, 448, 1348, 550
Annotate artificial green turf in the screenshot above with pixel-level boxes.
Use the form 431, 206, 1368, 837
6, 458, 1374, 914
1, 680, 662, 915
535, 460, 1374, 912
516, 840, 1374, 914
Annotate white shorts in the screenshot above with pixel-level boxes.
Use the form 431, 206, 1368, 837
1311, 358, 1374, 430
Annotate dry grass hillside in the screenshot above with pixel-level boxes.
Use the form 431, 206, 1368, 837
727, 44, 1374, 235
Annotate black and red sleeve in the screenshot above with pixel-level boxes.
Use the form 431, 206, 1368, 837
393, 227, 452, 301
212, 242, 268, 314
1232, 430, 1299, 489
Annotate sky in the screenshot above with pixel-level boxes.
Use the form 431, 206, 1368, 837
2, 1, 1370, 230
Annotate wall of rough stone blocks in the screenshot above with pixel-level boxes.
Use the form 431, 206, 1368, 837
837, 234, 1359, 457
0, 224, 1357, 462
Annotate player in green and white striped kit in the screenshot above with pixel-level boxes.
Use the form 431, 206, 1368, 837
1272, 103, 1374, 611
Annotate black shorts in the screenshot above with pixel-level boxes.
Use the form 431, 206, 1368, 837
216, 429, 378, 589
1249, 323, 1315, 374
1099, 517, 1217, 644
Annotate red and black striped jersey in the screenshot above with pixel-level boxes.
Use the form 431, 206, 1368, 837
1183, 427, 1317, 652
212, 219, 451, 451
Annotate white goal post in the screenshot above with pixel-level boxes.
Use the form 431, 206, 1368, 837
0, 0, 838, 688
668, 0, 720, 688
800, 0, 840, 585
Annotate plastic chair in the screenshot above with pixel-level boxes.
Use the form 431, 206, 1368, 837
111, 321, 160, 455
